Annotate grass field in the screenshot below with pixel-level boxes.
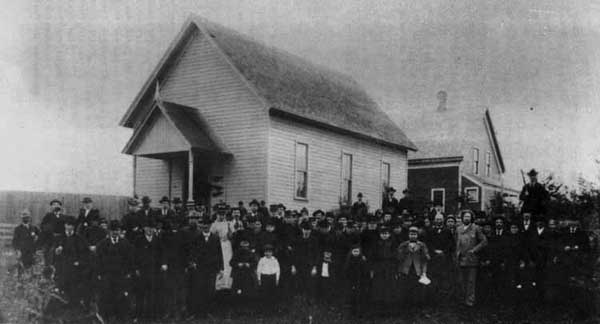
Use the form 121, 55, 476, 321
1, 249, 598, 324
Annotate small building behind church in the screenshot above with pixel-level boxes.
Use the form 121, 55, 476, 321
119, 16, 416, 211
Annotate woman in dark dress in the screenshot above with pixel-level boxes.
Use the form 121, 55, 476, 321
369, 226, 398, 313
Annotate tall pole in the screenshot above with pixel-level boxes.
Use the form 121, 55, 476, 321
187, 149, 195, 208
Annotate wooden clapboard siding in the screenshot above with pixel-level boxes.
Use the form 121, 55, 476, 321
268, 116, 407, 212
159, 28, 268, 203
135, 157, 170, 204
131, 110, 190, 155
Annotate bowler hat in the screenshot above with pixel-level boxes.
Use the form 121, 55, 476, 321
527, 169, 538, 176
50, 199, 62, 206
141, 196, 152, 204
82, 197, 93, 204
159, 196, 170, 204
388, 187, 397, 193
357, 192, 363, 198
249, 199, 259, 207
313, 210, 325, 217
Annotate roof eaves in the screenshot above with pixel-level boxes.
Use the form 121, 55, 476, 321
269, 107, 416, 152
485, 109, 505, 173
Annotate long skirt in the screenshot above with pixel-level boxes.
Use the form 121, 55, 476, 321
215, 240, 233, 290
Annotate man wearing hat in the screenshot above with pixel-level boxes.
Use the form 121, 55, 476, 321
398, 188, 415, 215
40, 199, 66, 264
382, 187, 399, 216
157, 196, 176, 223
53, 216, 89, 306
76, 197, 100, 234
121, 197, 142, 242
247, 199, 261, 223
519, 169, 550, 217
133, 219, 168, 320
96, 220, 134, 321
291, 220, 319, 297
12, 209, 40, 269
171, 197, 186, 227
186, 219, 223, 319
135, 196, 158, 225
351, 193, 368, 220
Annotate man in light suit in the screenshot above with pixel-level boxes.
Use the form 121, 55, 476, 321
455, 210, 487, 307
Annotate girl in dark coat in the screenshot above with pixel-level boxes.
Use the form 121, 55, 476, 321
230, 239, 258, 299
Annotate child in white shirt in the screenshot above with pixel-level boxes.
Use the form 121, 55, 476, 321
256, 244, 280, 302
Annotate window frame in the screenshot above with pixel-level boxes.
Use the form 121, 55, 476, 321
464, 186, 480, 203
472, 147, 480, 175
431, 188, 446, 212
341, 152, 353, 205
381, 161, 391, 194
293, 142, 309, 201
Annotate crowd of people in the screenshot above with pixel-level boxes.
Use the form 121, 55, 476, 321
10, 170, 597, 322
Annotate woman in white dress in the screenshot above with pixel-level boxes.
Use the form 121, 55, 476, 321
210, 209, 234, 290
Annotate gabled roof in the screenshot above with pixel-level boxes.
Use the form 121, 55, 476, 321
122, 99, 230, 155
119, 15, 416, 152
399, 106, 505, 173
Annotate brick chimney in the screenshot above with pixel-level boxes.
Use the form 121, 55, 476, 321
436, 90, 447, 111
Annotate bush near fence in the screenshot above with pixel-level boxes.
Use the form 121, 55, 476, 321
0, 190, 129, 246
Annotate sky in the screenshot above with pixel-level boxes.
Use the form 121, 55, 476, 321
0, 0, 599, 195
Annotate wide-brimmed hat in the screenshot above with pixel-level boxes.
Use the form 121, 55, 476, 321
82, 197, 93, 204
527, 169, 538, 176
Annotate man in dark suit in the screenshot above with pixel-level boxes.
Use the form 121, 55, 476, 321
157, 196, 176, 223
398, 188, 415, 215
186, 219, 223, 318
133, 220, 168, 320
136, 196, 158, 226
487, 216, 510, 300
382, 187, 399, 215
425, 213, 454, 299
291, 221, 319, 297
76, 197, 100, 234
519, 169, 549, 218
53, 216, 89, 306
530, 217, 552, 303
12, 209, 40, 269
96, 220, 134, 321
40, 199, 66, 264
121, 198, 142, 242
351, 192, 368, 221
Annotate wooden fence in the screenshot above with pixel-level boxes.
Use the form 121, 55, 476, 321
0, 190, 129, 245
